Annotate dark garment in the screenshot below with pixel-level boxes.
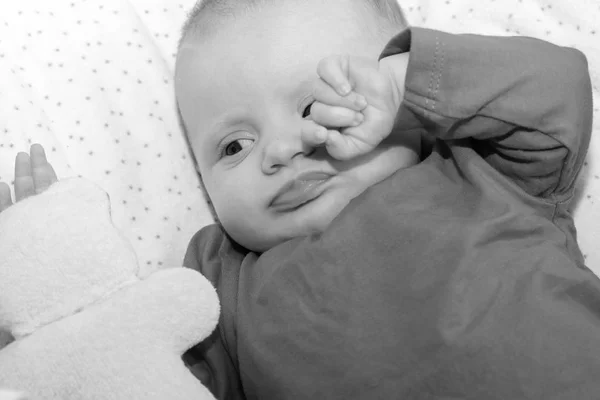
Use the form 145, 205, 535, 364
184, 27, 597, 399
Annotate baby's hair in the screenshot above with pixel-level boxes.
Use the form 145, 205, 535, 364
178, 0, 407, 50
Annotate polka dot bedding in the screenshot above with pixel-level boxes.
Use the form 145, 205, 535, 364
0, 0, 597, 344
0, 0, 206, 279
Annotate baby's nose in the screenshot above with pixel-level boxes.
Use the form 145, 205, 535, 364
262, 135, 314, 173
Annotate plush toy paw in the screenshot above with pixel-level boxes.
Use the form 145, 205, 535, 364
0, 178, 219, 400
0, 390, 27, 400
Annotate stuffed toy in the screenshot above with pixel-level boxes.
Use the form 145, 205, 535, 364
0, 178, 219, 400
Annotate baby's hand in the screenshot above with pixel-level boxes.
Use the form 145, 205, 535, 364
302, 54, 402, 160
0, 144, 58, 212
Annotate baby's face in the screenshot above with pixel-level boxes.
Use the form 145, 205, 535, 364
176, 1, 418, 251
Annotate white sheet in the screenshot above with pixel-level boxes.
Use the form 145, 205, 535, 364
0, 1, 598, 349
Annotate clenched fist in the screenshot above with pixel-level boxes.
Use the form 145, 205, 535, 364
302, 53, 408, 160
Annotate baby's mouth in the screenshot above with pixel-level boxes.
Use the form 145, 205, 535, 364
270, 171, 333, 212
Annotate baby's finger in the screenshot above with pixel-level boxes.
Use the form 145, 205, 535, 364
317, 55, 352, 96
30, 144, 58, 194
323, 129, 365, 161
301, 122, 329, 148
0, 182, 13, 212
312, 78, 367, 111
14, 152, 35, 202
310, 101, 364, 129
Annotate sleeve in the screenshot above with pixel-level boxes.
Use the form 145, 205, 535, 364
380, 28, 593, 200
182, 224, 248, 400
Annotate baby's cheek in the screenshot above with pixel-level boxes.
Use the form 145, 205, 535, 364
217, 205, 270, 251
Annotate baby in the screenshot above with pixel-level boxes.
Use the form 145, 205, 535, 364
2, 0, 598, 398
176, 0, 600, 399
175, 0, 415, 252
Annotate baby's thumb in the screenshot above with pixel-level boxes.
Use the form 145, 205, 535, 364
323, 128, 373, 161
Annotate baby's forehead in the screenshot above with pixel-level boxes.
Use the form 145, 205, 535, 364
179, 0, 392, 51
179, 0, 409, 69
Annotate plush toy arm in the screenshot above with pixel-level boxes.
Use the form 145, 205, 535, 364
79, 266, 220, 355
0, 390, 27, 400
0, 268, 219, 400
0, 178, 139, 338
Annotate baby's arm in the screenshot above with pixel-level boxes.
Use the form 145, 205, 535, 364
0, 144, 58, 212
381, 28, 593, 200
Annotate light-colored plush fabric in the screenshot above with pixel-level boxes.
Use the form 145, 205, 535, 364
0, 391, 26, 400
0, 178, 218, 400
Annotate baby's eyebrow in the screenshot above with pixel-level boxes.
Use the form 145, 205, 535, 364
200, 112, 252, 153
207, 112, 250, 136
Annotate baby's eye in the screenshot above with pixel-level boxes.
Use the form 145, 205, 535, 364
302, 102, 313, 119
222, 138, 253, 157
